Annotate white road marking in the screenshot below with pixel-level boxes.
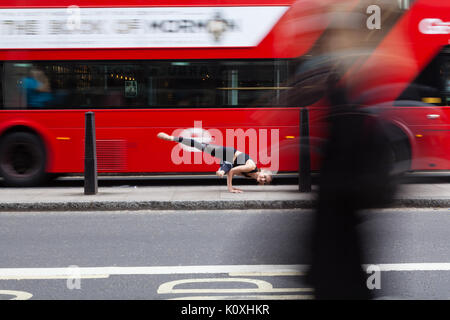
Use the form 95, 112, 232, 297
157, 278, 313, 294
0, 290, 33, 300
170, 295, 314, 300
157, 277, 313, 301
0, 265, 307, 279
0, 263, 450, 280
0, 274, 110, 280
228, 272, 305, 276
363, 263, 450, 272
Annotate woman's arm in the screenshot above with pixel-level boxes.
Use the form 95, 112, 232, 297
226, 170, 241, 193
229, 161, 256, 175
227, 170, 246, 193
226, 161, 256, 193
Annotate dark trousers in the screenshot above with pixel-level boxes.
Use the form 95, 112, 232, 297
175, 136, 237, 172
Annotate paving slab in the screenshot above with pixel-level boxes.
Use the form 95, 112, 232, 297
0, 182, 449, 211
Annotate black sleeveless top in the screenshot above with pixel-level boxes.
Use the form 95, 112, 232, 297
233, 152, 258, 177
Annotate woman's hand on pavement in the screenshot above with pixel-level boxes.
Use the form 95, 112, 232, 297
229, 188, 243, 193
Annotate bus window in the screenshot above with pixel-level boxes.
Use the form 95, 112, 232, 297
396, 46, 449, 106
0, 62, 3, 109
4, 62, 147, 109
444, 58, 450, 106
148, 60, 294, 107
4, 63, 59, 109
216, 60, 293, 107
150, 61, 218, 107
3, 63, 29, 109
3, 59, 297, 109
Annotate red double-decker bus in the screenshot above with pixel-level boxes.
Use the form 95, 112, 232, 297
0, 0, 449, 186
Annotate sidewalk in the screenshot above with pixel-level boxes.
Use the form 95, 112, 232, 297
0, 182, 449, 211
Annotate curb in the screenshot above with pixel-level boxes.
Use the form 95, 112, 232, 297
0, 200, 315, 212
0, 198, 449, 211
391, 198, 450, 208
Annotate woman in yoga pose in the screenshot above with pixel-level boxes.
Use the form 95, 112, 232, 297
157, 132, 272, 193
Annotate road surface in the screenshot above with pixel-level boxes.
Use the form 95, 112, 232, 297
0, 208, 449, 300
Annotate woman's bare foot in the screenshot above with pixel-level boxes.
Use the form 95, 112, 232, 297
157, 132, 174, 141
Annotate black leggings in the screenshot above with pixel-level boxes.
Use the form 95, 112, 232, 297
174, 136, 236, 162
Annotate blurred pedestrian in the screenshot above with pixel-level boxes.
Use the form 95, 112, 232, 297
21, 66, 53, 108
292, 0, 401, 299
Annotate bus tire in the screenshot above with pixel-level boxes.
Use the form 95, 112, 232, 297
0, 132, 48, 187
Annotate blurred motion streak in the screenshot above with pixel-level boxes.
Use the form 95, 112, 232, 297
278, 0, 449, 299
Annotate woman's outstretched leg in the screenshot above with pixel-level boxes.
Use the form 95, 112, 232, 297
157, 132, 235, 162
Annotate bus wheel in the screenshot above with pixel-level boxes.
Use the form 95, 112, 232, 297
389, 137, 411, 177
0, 132, 47, 187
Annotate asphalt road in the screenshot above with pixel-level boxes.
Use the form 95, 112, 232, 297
0, 208, 449, 300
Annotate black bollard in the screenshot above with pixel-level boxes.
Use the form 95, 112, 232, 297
84, 111, 98, 195
299, 107, 311, 192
